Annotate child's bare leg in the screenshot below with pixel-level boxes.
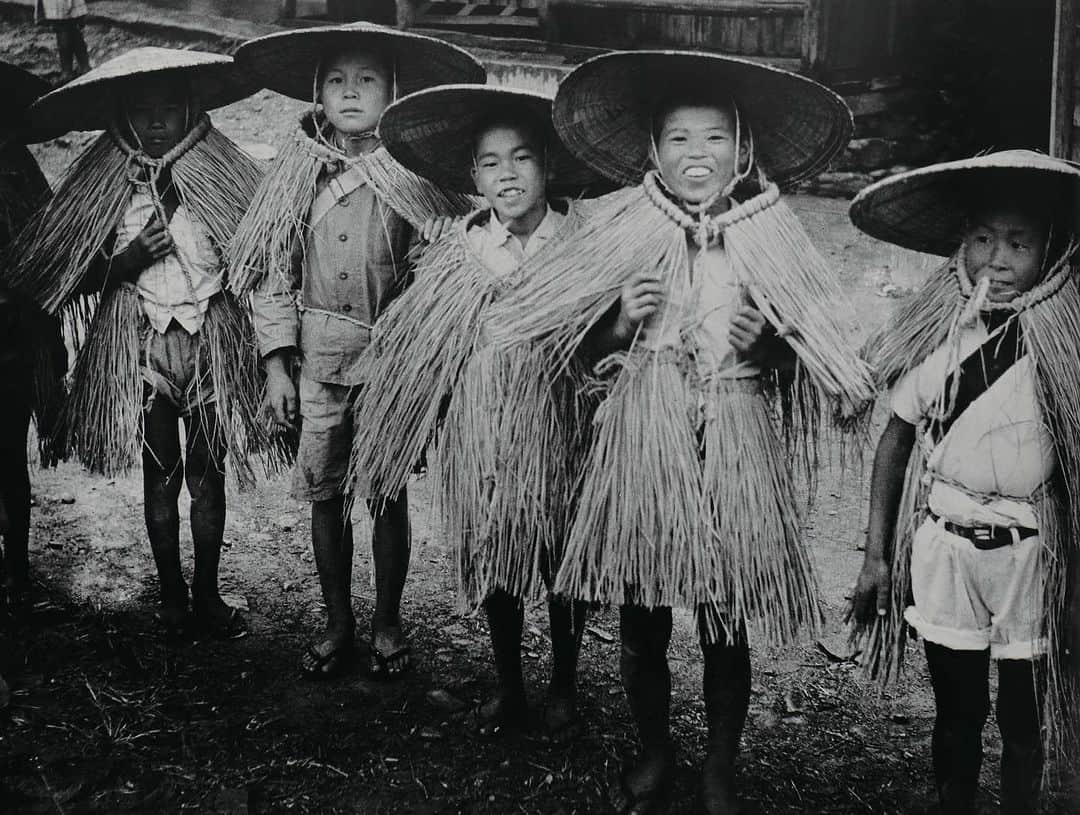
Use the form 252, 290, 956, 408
368, 491, 411, 676
184, 406, 234, 630
997, 657, 1047, 814
616, 604, 675, 807
544, 595, 588, 738
71, 23, 90, 74
925, 641, 989, 815
142, 396, 187, 623
54, 22, 75, 79
698, 608, 751, 815
0, 407, 33, 598
306, 495, 355, 668
475, 589, 527, 734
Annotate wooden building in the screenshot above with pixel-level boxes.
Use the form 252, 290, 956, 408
1052, 0, 1080, 158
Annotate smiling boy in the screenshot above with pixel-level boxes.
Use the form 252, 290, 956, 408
484, 53, 870, 813
231, 25, 483, 679
351, 85, 604, 739
850, 151, 1080, 814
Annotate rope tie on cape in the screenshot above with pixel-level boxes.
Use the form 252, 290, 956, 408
954, 239, 1077, 318
919, 237, 1078, 492
298, 118, 380, 180
642, 171, 794, 340
642, 171, 779, 249
109, 113, 215, 304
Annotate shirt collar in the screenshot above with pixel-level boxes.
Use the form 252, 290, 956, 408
487, 205, 563, 256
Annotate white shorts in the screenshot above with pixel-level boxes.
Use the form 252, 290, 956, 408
904, 515, 1048, 660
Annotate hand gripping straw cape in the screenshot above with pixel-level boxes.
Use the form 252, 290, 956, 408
483, 51, 874, 645
850, 149, 1080, 764
350, 85, 607, 608
4, 48, 284, 482
226, 23, 487, 298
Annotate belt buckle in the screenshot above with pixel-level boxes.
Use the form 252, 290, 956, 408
972, 526, 993, 543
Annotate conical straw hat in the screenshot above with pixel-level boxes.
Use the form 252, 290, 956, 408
235, 22, 485, 103
849, 149, 1080, 256
378, 84, 608, 197
2, 60, 55, 143
552, 50, 852, 188
28, 47, 256, 134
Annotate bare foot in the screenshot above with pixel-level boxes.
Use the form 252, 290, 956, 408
191, 593, 246, 639
701, 751, 740, 815
608, 747, 675, 815
369, 623, 412, 678
300, 630, 354, 678
540, 687, 581, 744
471, 688, 527, 737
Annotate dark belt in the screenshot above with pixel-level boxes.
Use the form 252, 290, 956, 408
930, 513, 1037, 550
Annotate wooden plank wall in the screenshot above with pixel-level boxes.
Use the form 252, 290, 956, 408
804, 0, 926, 82
553, 5, 804, 56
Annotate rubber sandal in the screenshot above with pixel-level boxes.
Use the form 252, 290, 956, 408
299, 642, 352, 679
368, 641, 413, 680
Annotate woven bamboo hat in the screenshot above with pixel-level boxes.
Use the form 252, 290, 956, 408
552, 50, 852, 187
378, 84, 607, 197
28, 47, 256, 134
235, 22, 486, 103
2, 60, 54, 143
850, 150, 1080, 256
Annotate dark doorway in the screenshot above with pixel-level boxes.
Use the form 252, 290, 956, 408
921, 0, 1055, 153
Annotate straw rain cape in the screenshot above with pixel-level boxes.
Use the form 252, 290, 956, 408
349, 204, 592, 609
227, 112, 477, 298
485, 172, 874, 644
853, 245, 1080, 762
5, 115, 282, 482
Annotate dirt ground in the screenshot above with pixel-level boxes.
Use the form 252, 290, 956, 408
2, 10, 1079, 814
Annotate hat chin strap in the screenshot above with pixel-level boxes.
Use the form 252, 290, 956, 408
310, 57, 397, 152
648, 101, 756, 244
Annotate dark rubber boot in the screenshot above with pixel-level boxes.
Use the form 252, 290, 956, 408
699, 612, 751, 815
998, 657, 1047, 815
925, 641, 989, 815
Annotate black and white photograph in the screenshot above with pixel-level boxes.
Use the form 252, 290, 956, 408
0, 0, 1078, 812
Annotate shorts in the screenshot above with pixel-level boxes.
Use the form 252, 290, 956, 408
904, 514, 1048, 660
292, 373, 368, 501
35, 0, 87, 22
141, 321, 215, 417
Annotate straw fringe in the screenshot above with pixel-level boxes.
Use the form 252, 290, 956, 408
171, 125, 263, 248
861, 258, 962, 389
847, 449, 926, 683
60, 284, 145, 476
701, 379, 824, 644
721, 192, 874, 407
59, 290, 285, 482
228, 112, 476, 298
441, 343, 576, 608
227, 131, 318, 298
6, 132, 130, 312
349, 226, 490, 498
350, 204, 590, 608
553, 350, 708, 609
198, 293, 293, 484
1025, 276, 1080, 766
